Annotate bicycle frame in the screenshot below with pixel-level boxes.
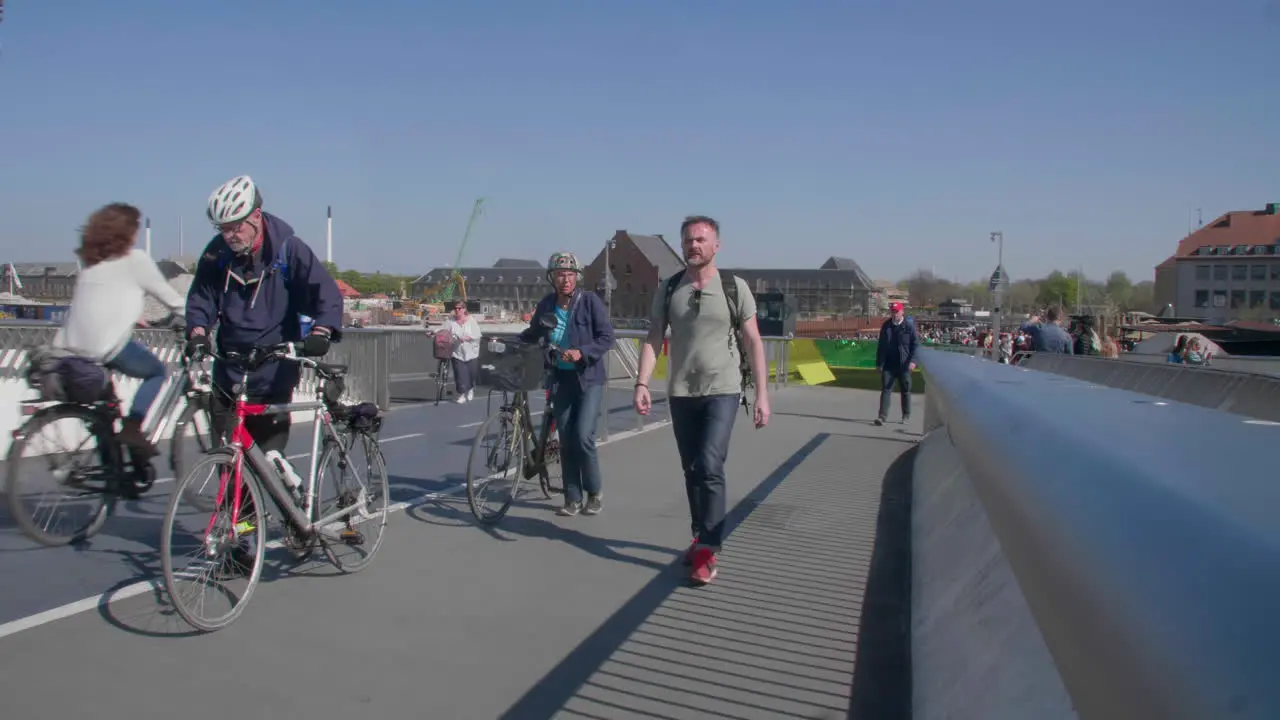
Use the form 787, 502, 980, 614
144, 353, 212, 446
209, 353, 362, 544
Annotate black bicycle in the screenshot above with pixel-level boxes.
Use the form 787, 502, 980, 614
6, 319, 218, 546
465, 319, 563, 524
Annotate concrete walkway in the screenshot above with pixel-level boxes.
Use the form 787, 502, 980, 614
0, 386, 916, 720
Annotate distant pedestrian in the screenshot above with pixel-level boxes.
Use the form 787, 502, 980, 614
634, 215, 770, 586
875, 302, 918, 425
444, 299, 481, 403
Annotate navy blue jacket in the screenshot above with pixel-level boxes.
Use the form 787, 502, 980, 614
518, 289, 615, 387
876, 316, 919, 373
186, 213, 345, 398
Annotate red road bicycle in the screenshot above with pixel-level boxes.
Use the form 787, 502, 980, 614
160, 341, 389, 632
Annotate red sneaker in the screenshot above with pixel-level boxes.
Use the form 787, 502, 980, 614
682, 538, 698, 566
689, 546, 718, 586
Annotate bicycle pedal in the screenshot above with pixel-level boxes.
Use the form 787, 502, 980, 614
339, 529, 365, 545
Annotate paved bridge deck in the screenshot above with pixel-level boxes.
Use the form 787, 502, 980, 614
0, 386, 916, 720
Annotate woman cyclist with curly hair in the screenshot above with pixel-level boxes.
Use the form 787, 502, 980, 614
518, 251, 615, 516
52, 203, 186, 455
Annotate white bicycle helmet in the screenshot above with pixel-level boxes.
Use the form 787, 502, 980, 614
207, 175, 263, 225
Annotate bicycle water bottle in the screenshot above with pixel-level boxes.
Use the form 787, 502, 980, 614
265, 449, 304, 502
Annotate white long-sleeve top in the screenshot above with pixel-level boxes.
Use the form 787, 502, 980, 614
53, 249, 186, 361
446, 316, 482, 362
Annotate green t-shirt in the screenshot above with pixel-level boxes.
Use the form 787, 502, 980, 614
650, 271, 756, 398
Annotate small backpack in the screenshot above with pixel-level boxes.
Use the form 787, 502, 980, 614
661, 269, 752, 405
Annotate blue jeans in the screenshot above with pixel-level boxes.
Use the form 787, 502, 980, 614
106, 340, 167, 421
550, 372, 605, 504
669, 394, 740, 548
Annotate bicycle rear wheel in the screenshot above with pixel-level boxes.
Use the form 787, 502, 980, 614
161, 448, 267, 633
466, 407, 524, 524
5, 404, 117, 546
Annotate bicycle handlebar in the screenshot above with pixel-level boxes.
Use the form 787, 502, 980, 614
192, 341, 339, 377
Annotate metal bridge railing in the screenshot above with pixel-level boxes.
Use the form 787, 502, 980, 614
0, 323, 793, 447
919, 347, 1280, 720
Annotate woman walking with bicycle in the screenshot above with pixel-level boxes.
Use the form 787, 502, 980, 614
518, 252, 615, 516
444, 299, 482, 403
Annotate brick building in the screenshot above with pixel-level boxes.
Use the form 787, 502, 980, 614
1154, 202, 1280, 321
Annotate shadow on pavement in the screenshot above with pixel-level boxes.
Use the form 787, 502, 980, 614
411, 491, 679, 572
493, 432, 915, 719
846, 444, 914, 719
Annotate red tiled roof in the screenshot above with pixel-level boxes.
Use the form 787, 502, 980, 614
335, 279, 361, 298
1173, 207, 1280, 259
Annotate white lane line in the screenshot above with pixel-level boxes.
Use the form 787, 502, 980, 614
0, 421, 669, 641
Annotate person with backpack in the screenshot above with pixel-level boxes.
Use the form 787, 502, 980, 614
185, 175, 344, 455
874, 302, 918, 425
633, 215, 770, 586
517, 251, 615, 516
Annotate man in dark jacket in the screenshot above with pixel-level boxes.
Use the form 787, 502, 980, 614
875, 302, 918, 425
185, 175, 345, 453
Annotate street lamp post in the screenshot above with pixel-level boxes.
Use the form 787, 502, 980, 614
989, 231, 1007, 356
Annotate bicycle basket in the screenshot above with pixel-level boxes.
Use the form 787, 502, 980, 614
485, 342, 546, 393
432, 329, 454, 361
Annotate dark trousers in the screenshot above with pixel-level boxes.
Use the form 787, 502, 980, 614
670, 394, 740, 548
878, 368, 912, 420
451, 357, 479, 395
550, 373, 605, 504
208, 385, 292, 454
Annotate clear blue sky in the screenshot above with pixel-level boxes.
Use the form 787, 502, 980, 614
2, 0, 1277, 285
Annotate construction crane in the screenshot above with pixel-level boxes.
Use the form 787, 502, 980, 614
413, 197, 485, 305
439, 197, 484, 303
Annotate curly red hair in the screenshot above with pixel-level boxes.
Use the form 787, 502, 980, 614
77, 203, 141, 267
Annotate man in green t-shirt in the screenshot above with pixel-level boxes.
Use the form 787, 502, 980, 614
633, 215, 771, 586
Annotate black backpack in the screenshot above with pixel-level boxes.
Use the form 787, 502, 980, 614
661, 269, 752, 409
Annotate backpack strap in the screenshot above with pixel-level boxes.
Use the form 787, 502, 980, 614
660, 268, 686, 333
270, 236, 291, 283
215, 236, 291, 284
718, 270, 752, 407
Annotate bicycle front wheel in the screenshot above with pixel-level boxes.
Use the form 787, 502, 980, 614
161, 448, 267, 633
466, 407, 525, 524
314, 430, 390, 573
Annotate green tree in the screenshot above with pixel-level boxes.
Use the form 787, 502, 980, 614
1036, 270, 1079, 309
1104, 270, 1134, 309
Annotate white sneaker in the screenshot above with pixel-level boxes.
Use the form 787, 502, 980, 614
455, 395, 467, 404
466, 389, 474, 401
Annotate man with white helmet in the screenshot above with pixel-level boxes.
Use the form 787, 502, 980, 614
184, 175, 344, 453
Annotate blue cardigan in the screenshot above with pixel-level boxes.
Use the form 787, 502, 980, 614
518, 289, 615, 387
